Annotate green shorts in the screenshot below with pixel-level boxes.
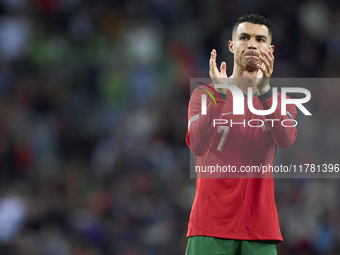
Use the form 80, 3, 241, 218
185, 236, 277, 255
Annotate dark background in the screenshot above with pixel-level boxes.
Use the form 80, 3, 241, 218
0, 0, 339, 254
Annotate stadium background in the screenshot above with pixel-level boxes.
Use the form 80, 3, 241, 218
0, 0, 339, 254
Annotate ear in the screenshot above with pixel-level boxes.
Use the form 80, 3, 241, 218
228, 40, 234, 53
269, 44, 274, 53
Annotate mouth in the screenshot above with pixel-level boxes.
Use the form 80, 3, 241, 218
244, 50, 260, 58
244, 55, 259, 59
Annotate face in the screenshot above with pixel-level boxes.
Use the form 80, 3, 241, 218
228, 22, 274, 71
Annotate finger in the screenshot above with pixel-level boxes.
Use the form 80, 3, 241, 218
261, 51, 272, 64
209, 49, 217, 66
260, 51, 272, 73
220, 61, 227, 76
257, 63, 268, 77
211, 49, 217, 61
262, 50, 274, 69
267, 50, 274, 69
262, 50, 272, 60
259, 55, 270, 74
267, 50, 274, 60
257, 68, 263, 79
209, 50, 219, 76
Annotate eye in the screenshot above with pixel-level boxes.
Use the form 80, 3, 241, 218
240, 36, 247, 40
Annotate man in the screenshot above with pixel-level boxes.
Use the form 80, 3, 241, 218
185, 14, 297, 254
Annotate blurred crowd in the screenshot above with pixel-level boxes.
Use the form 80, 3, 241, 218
0, 0, 339, 254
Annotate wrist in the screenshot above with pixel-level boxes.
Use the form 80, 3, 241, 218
257, 84, 271, 96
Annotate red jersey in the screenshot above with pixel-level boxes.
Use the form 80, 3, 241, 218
185, 84, 297, 242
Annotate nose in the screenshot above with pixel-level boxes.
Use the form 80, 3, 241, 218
247, 38, 257, 49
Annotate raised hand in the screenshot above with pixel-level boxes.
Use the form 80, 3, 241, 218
256, 50, 274, 90
209, 49, 228, 85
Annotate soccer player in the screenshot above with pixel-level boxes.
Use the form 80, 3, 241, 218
185, 14, 297, 254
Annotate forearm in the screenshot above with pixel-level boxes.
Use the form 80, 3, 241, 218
258, 88, 297, 148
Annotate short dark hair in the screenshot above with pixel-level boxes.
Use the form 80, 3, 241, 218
232, 14, 272, 38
